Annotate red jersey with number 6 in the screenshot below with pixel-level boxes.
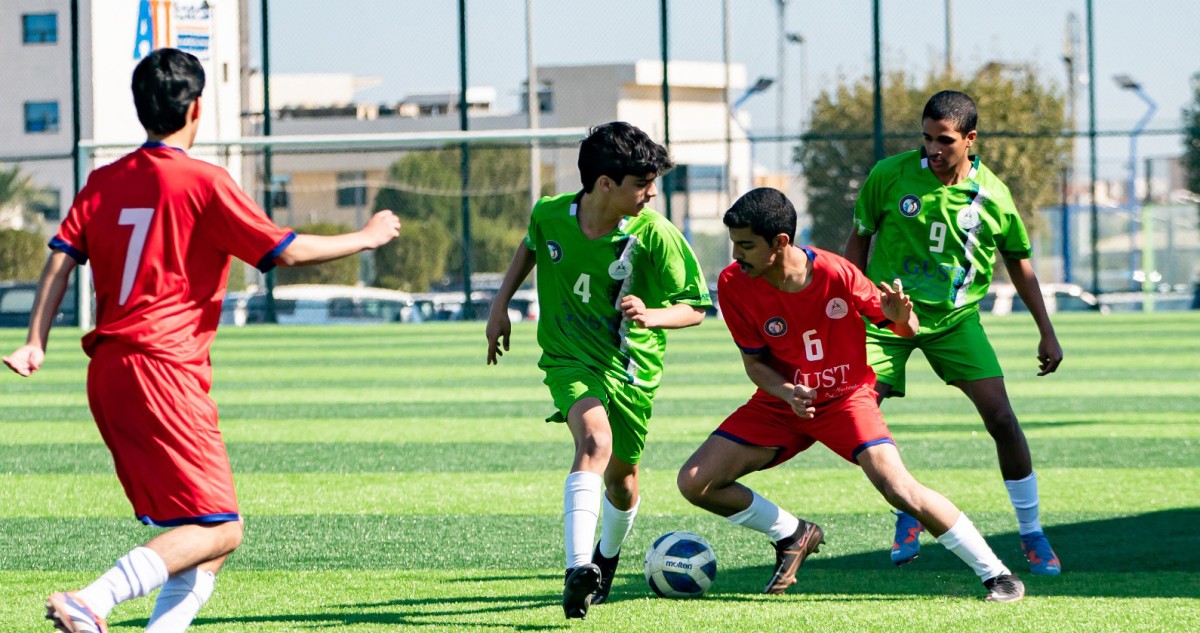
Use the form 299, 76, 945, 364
52, 144, 294, 384
718, 247, 893, 404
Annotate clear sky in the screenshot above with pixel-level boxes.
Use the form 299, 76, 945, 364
249, 0, 1200, 180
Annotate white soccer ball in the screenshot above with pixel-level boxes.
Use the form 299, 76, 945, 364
644, 531, 717, 598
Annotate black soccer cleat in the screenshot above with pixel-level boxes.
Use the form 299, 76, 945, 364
590, 544, 621, 605
764, 519, 825, 594
562, 564, 602, 619
983, 573, 1026, 603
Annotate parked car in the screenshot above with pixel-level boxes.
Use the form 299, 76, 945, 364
980, 283, 1108, 316
221, 285, 417, 326
0, 281, 77, 328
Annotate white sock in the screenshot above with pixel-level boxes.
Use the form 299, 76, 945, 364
563, 471, 603, 569
146, 568, 216, 633
1004, 471, 1043, 535
936, 512, 1011, 581
75, 546, 169, 618
725, 490, 800, 542
597, 492, 640, 558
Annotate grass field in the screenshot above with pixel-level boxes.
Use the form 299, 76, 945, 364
1, 312, 1198, 632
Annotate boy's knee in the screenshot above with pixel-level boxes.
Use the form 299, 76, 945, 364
581, 431, 613, 459
218, 520, 244, 554
676, 468, 709, 505
982, 409, 1021, 438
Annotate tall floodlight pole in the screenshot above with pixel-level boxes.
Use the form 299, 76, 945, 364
525, 0, 540, 210
261, 0, 277, 323
659, 0, 673, 223
722, 0, 733, 208
872, 0, 884, 162
70, 0, 91, 330
1114, 75, 1156, 298
944, 0, 954, 75
458, 0, 473, 319
1086, 0, 1099, 295
1061, 12, 1080, 283
776, 0, 787, 173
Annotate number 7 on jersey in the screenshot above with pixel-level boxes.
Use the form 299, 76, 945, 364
118, 208, 155, 306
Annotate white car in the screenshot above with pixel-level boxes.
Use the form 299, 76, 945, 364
221, 285, 417, 326
981, 283, 1108, 316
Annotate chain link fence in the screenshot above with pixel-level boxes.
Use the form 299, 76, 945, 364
3, 0, 1198, 308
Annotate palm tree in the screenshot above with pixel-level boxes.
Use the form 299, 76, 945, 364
0, 164, 54, 231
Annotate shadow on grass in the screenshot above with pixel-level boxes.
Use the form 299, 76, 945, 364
125, 594, 567, 630
686, 508, 1200, 600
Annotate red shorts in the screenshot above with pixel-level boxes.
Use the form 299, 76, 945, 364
714, 385, 894, 468
87, 342, 239, 526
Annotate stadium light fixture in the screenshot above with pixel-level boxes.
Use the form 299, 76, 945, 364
732, 76, 775, 111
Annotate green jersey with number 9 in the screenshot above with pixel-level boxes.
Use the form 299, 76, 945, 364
852, 149, 1032, 330
525, 191, 711, 389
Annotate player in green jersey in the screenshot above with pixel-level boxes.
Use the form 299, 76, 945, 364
845, 91, 1064, 576
487, 122, 711, 619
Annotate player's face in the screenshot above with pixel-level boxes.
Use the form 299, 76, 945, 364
922, 118, 976, 178
612, 172, 658, 216
729, 226, 780, 278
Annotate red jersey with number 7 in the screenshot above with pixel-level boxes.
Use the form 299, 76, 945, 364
52, 144, 294, 385
718, 247, 894, 404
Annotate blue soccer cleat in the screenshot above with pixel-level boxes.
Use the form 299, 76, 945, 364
890, 511, 924, 565
45, 592, 108, 633
1020, 531, 1062, 575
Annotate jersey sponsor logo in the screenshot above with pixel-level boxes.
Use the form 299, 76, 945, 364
956, 205, 981, 231
764, 316, 787, 337
825, 298, 849, 319
608, 258, 632, 280
793, 364, 852, 389
546, 240, 563, 263
898, 194, 922, 217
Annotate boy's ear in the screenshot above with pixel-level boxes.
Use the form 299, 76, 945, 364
772, 233, 791, 250
189, 97, 202, 123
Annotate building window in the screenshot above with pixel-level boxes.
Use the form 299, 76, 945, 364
24, 102, 60, 133
673, 164, 725, 193
336, 172, 367, 207
269, 174, 291, 209
22, 13, 57, 44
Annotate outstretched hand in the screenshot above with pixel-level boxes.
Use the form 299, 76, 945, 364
3, 345, 44, 377
878, 279, 913, 324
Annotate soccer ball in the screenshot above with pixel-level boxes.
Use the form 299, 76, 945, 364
644, 531, 717, 598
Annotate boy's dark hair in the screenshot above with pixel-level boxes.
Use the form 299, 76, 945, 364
723, 187, 797, 244
132, 48, 205, 135
922, 90, 978, 135
578, 122, 673, 193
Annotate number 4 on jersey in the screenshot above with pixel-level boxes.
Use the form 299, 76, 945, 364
573, 273, 591, 303
118, 207, 155, 305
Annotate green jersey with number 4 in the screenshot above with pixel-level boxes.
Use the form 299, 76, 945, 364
853, 149, 1032, 330
525, 191, 711, 389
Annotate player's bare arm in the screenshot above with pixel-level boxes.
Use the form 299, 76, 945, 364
3, 251, 76, 377
618, 295, 705, 330
486, 244, 536, 365
878, 279, 919, 337
1003, 257, 1063, 376
739, 350, 816, 419
276, 210, 401, 267
843, 232, 873, 271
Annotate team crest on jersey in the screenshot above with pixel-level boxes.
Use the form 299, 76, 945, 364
764, 317, 787, 337
546, 240, 563, 263
956, 205, 981, 231
826, 298, 848, 319
899, 194, 922, 217
608, 259, 632, 280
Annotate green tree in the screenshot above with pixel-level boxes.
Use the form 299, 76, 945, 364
799, 67, 1069, 251
275, 222, 360, 286
0, 228, 45, 281
373, 145, 553, 283
374, 218, 452, 291
0, 164, 55, 232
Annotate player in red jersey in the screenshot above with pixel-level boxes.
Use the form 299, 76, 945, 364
3, 49, 400, 633
676, 188, 1024, 602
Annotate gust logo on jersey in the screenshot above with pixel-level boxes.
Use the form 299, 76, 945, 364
546, 240, 563, 263
609, 259, 631, 280
825, 298, 848, 319
764, 317, 787, 337
899, 194, 922, 217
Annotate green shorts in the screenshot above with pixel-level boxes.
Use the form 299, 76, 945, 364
543, 365, 654, 465
866, 310, 1003, 398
